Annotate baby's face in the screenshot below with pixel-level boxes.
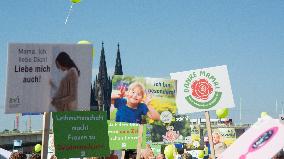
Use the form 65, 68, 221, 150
127, 86, 144, 105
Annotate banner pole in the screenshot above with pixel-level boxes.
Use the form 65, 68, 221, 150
136, 124, 144, 159
204, 111, 216, 159
41, 112, 50, 159
121, 150, 125, 159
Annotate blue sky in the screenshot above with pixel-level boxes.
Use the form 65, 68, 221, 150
0, 0, 284, 131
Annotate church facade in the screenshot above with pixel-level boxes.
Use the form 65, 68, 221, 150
90, 42, 123, 119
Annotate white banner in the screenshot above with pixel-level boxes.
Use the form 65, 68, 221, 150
170, 65, 234, 114
220, 118, 284, 159
5, 43, 92, 113
0, 148, 11, 158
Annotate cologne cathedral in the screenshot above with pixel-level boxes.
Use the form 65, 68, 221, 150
90, 42, 123, 119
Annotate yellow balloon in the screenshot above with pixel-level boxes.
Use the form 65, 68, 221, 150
197, 150, 204, 158
216, 108, 229, 119
191, 135, 200, 141
261, 112, 268, 118
164, 144, 176, 159
77, 40, 95, 60
77, 40, 91, 44
204, 146, 209, 156
34, 144, 41, 153
71, 0, 81, 3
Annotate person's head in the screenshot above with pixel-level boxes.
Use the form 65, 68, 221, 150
50, 154, 57, 159
55, 52, 80, 76
126, 82, 145, 106
29, 153, 40, 159
204, 136, 209, 143
182, 153, 192, 159
272, 149, 284, 159
212, 131, 221, 144
9, 152, 27, 159
156, 153, 164, 159
141, 144, 154, 159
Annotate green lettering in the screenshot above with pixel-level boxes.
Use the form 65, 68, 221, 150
206, 73, 211, 78
200, 71, 206, 76
209, 75, 216, 82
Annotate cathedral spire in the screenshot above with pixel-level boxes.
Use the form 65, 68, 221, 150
98, 41, 108, 82
114, 43, 123, 75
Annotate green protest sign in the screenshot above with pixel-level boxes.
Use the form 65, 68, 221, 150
53, 111, 110, 158
108, 121, 146, 150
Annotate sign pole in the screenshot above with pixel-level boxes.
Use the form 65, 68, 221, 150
41, 112, 50, 159
136, 124, 144, 159
204, 111, 215, 159
121, 150, 125, 159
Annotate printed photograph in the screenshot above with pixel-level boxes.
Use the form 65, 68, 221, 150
111, 75, 177, 125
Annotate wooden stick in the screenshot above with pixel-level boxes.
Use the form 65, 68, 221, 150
136, 124, 144, 159
41, 112, 50, 159
204, 111, 216, 159
121, 150, 125, 159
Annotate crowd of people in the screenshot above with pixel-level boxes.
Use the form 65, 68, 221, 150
8, 152, 40, 159
6, 148, 284, 159
5, 130, 284, 159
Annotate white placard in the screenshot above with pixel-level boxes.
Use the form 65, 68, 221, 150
170, 65, 234, 114
5, 43, 92, 113
0, 148, 12, 158
220, 118, 284, 159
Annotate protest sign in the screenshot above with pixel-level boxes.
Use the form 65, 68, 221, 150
5, 43, 92, 113
52, 111, 109, 158
111, 75, 176, 124
0, 148, 11, 158
108, 121, 146, 150
204, 127, 236, 147
217, 128, 236, 146
220, 118, 284, 159
170, 65, 234, 113
190, 125, 201, 141
148, 115, 191, 144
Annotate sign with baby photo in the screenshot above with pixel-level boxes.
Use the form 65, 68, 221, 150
5, 43, 92, 113
52, 111, 110, 158
108, 121, 146, 150
170, 65, 235, 113
111, 75, 177, 125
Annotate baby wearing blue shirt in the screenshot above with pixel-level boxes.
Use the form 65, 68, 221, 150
111, 82, 160, 124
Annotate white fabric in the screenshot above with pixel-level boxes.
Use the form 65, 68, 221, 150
0, 148, 12, 159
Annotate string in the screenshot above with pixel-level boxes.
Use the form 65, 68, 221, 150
65, 3, 74, 24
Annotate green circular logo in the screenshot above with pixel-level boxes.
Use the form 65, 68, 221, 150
183, 71, 222, 109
